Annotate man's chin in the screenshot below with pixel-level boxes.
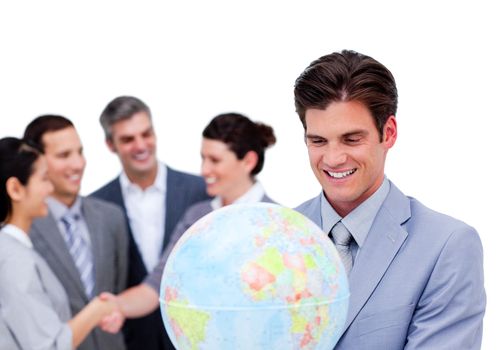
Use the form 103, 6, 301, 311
52, 191, 80, 206
129, 162, 157, 176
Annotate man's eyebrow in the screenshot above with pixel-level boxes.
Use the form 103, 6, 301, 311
118, 134, 134, 139
342, 130, 368, 138
141, 127, 154, 134
305, 133, 325, 139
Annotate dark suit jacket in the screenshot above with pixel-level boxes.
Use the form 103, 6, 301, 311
30, 196, 129, 350
91, 165, 209, 350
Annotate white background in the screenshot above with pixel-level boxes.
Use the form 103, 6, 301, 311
1, 1, 497, 348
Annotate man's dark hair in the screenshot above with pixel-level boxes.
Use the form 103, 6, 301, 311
294, 49, 398, 141
23, 115, 74, 150
100, 96, 151, 141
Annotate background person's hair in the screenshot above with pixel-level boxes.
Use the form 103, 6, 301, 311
202, 113, 276, 176
100, 96, 152, 141
0, 137, 42, 224
23, 115, 74, 150
294, 49, 398, 141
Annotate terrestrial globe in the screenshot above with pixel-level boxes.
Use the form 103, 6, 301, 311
159, 203, 349, 350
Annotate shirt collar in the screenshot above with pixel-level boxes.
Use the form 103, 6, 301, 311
119, 163, 166, 193
211, 181, 266, 210
1, 224, 33, 248
320, 177, 390, 248
47, 196, 83, 221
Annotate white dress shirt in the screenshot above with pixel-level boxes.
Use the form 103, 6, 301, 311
210, 181, 266, 210
119, 164, 167, 272
1, 224, 33, 248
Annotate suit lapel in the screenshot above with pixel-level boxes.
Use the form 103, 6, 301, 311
31, 215, 86, 297
106, 175, 148, 284
261, 194, 276, 204
164, 166, 178, 250
107, 178, 126, 211
107, 177, 133, 235
81, 198, 104, 295
341, 183, 411, 334
298, 195, 323, 228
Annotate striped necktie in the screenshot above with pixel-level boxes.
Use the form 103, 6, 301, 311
330, 221, 353, 275
61, 213, 95, 298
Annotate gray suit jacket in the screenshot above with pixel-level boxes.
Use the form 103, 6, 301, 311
0, 318, 17, 350
30, 197, 128, 350
145, 194, 275, 292
0, 318, 16, 350
296, 181, 485, 349
0, 233, 72, 350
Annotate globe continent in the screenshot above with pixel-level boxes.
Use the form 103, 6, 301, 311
160, 203, 349, 350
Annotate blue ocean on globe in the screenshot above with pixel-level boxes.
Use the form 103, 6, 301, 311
159, 203, 349, 350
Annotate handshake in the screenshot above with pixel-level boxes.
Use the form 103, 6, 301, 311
94, 283, 160, 334
95, 292, 126, 334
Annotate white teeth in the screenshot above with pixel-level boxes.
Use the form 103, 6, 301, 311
68, 174, 81, 181
133, 152, 149, 161
205, 177, 217, 184
327, 169, 356, 179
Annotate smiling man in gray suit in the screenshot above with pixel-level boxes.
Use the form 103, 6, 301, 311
23, 115, 128, 350
293, 50, 486, 349
91, 96, 209, 350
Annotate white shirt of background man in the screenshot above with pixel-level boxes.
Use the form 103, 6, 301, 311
119, 164, 166, 272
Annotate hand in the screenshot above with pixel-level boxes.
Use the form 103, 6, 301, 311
98, 292, 125, 334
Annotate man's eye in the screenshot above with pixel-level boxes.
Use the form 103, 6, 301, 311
345, 137, 361, 143
307, 138, 325, 145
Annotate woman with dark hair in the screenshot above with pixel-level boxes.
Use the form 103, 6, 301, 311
198, 112, 276, 204
99, 113, 277, 330
149, 112, 276, 286
0, 137, 118, 349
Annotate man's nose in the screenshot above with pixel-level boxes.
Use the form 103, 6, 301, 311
323, 144, 348, 167
70, 153, 86, 170
133, 137, 147, 150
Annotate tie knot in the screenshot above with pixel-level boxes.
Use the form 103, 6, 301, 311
331, 221, 352, 246
62, 212, 79, 227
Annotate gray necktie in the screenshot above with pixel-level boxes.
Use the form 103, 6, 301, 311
330, 221, 353, 274
61, 213, 95, 298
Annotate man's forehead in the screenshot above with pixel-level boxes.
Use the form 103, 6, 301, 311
42, 127, 81, 148
113, 125, 154, 139
111, 115, 154, 136
305, 102, 376, 130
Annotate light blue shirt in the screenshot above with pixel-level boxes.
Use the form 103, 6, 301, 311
320, 177, 390, 262
47, 196, 91, 245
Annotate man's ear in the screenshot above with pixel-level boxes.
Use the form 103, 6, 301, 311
383, 115, 397, 149
6, 177, 25, 202
106, 138, 117, 153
